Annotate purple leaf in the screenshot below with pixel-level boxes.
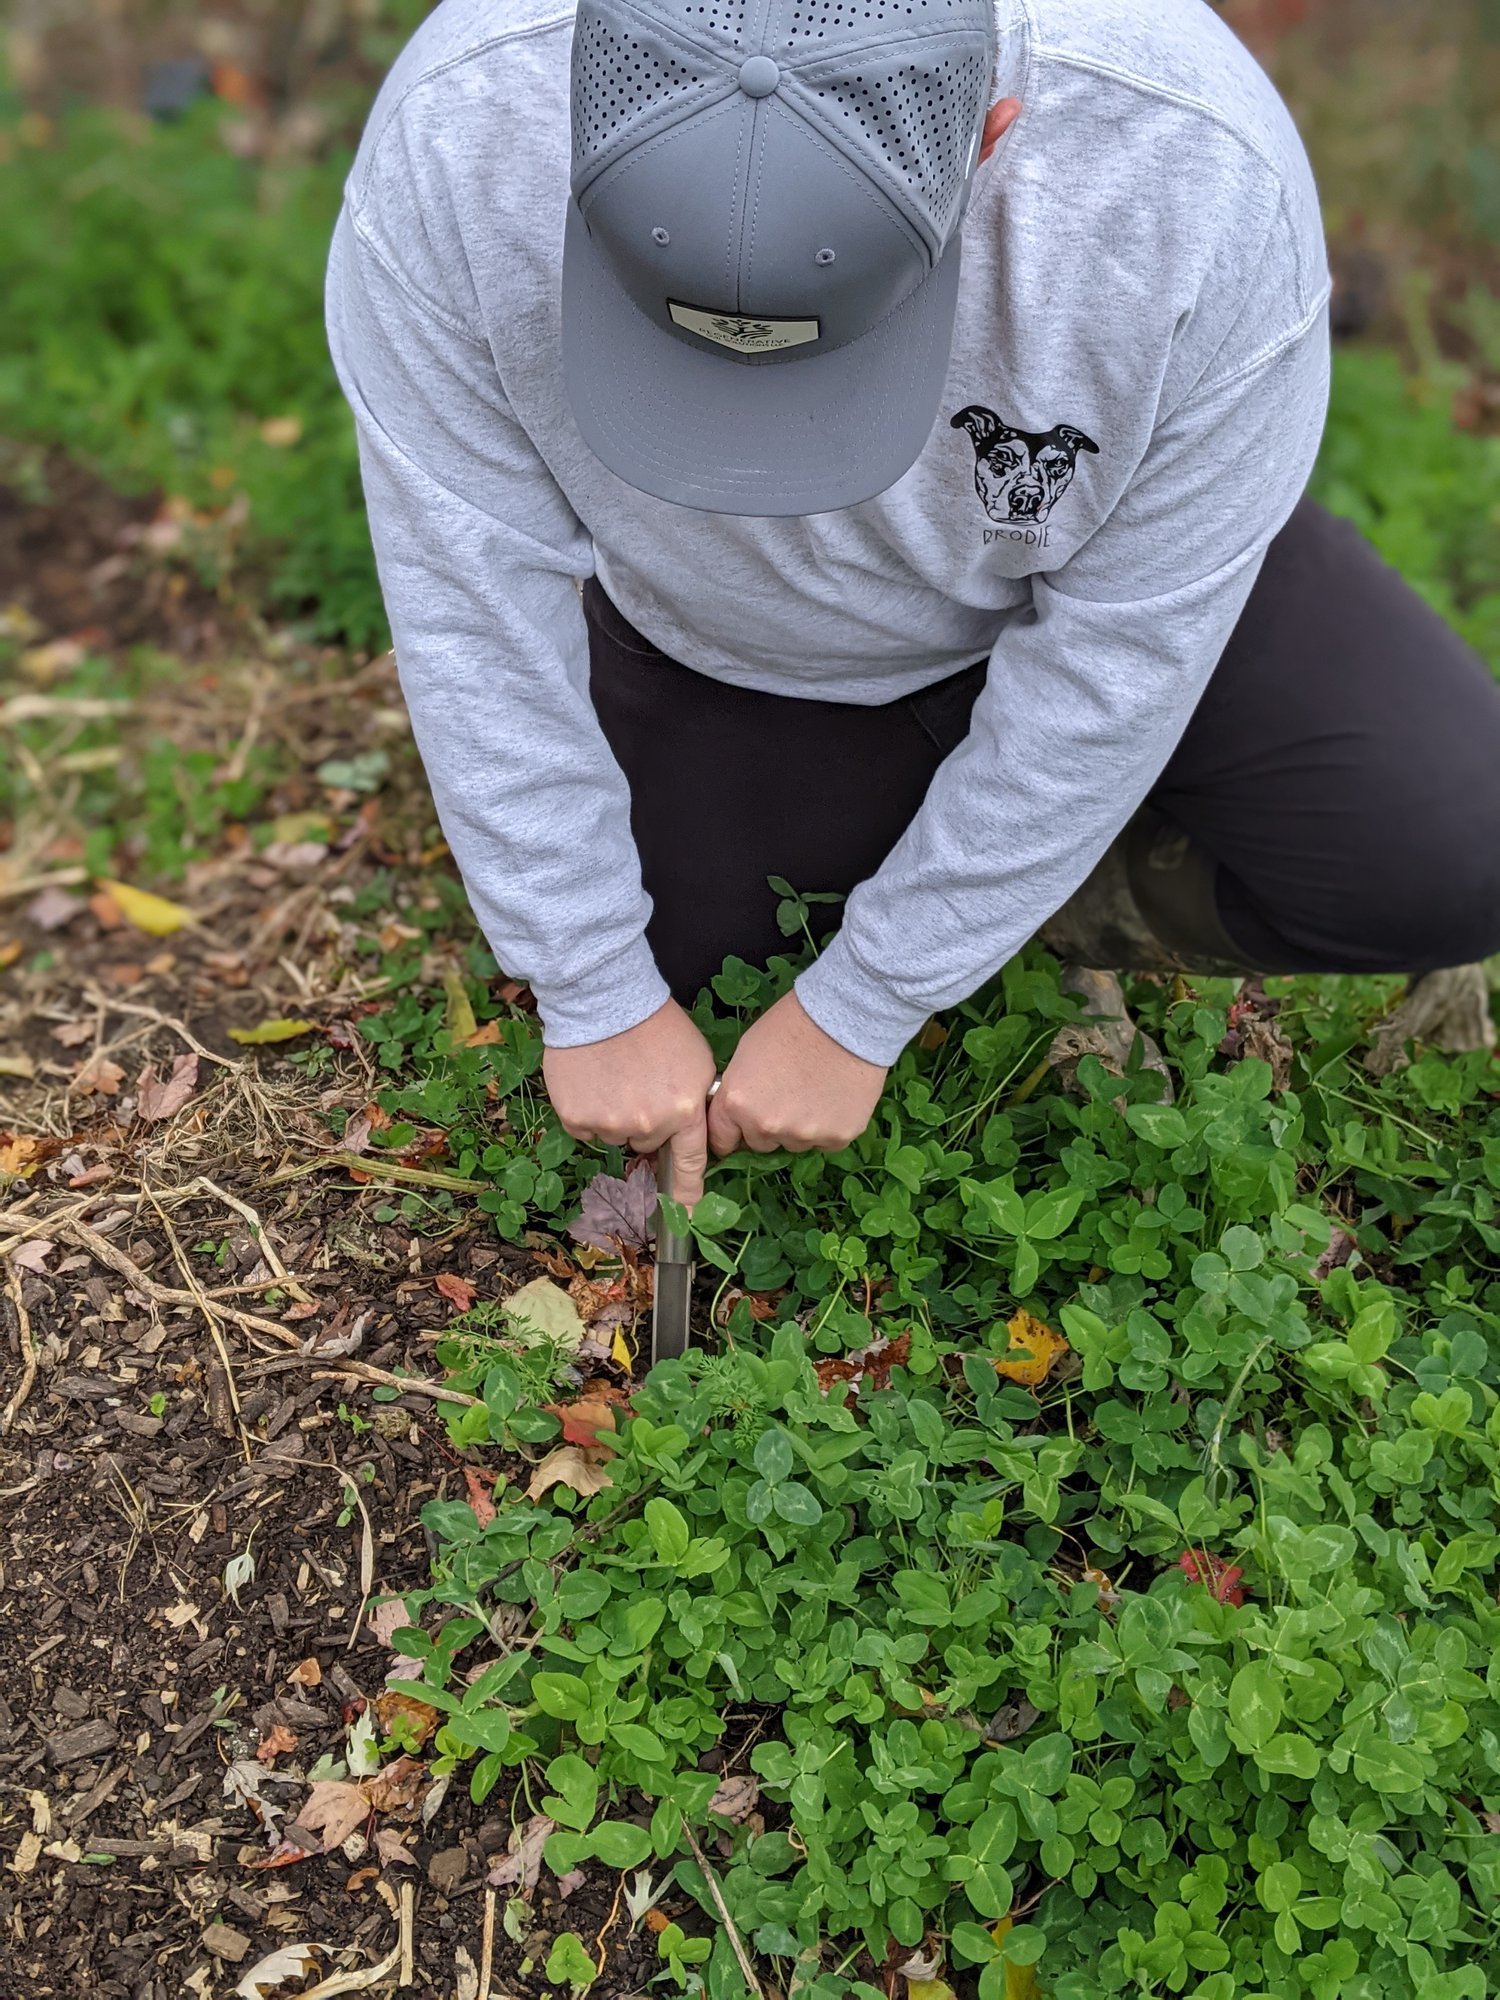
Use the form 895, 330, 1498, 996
567, 1161, 658, 1253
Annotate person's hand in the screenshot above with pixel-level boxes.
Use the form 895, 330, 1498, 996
708, 990, 887, 1156
543, 999, 717, 1208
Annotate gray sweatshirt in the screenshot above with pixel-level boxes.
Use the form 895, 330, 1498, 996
326, 0, 1331, 1065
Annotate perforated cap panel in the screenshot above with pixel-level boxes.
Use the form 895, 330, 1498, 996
571, 7, 721, 183
807, 51, 988, 242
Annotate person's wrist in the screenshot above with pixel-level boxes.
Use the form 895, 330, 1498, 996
794, 932, 930, 1067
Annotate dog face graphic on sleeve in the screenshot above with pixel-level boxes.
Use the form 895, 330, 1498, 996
951, 405, 1099, 525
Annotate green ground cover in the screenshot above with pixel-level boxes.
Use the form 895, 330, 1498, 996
5, 72, 1500, 2000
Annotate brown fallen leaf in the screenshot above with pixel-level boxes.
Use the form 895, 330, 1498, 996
296, 1780, 370, 1851
25, 888, 85, 934
708, 1774, 760, 1821
287, 1657, 322, 1688
437, 1271, 478, 1313
72, 1051, 124, 1096
0, 941, 23, 971
51, 1019, 95, 1048
136, 1051, 200, 1123
374, 1689, 440, 1751
244, 1831, 319, 1871
814, 1331, 911, 1399
363, 1754, 426, 1815
463, 1465, 498, 1527
10, 1829, 43, 1876
374, 1826, 417, 1868
526, 1445, 613, 1502
368, 1599, 414, 1647
486, 1813, 556, 1896
0, 1134, 43, 1177
994, 1308, 1069, 1388
256, 1725, 298, 1765
11, 1239, 53, 1273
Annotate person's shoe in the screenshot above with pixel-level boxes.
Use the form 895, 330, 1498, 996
1364, 964, 1497, 1075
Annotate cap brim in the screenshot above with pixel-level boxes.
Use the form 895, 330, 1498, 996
561, 199, 963, 518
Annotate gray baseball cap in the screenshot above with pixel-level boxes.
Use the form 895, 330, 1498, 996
561, 0, 997, 516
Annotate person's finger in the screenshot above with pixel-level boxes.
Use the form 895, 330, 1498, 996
707, 1091, 744, 1158
666, 1104, 709, 1210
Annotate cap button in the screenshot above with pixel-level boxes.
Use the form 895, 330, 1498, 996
737, 55, 780, 97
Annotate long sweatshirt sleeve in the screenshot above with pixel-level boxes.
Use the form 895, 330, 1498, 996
327, 210, 670, 1045
795, 306, 1331, 1061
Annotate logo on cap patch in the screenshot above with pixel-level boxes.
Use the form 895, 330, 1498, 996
669, 301, 820, 355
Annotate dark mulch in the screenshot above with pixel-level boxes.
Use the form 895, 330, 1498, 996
0, 462, 696, 1998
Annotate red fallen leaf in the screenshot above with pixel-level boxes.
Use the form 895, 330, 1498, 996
436, 1272, 477, 1313
463, 1465, 498, 1526
1179, 1548, 1247, 1606
543, 1397, 619, 1448
246, 1831, 320, 1871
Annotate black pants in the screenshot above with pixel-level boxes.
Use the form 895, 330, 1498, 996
585, 499, 1500, 1001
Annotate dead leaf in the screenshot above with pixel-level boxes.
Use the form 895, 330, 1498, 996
297, 1780, 369, 1851
95, 877, 195, 937
374, 1825, 417, 1868
1483, 1811, 1500, 1836
442, 964, 478, 1044
51, 1019, 95, 1047
505, 1276, 586, 1352
71, 1051, 124, 1096
0, 943, 23, 973
245, 1832, 320, 1870
983, 1697, 1042, 1743
994, 1308, 1069, 1388
486, 1813, 557, 1896
287, 1657, 322, 1687
437, 1272, 478, 1314
374, 1688, 440, 1750
363, 1754, 426, 1815
463, 1465, 498, 1526
543, 1397, 619, 1449
368, 1600, 414, 1647
256, 1725, 298, 1765
227, 1018, 316, 1045
223, 1759, 285, 1832
233, 1943, 322, 1998
136, 1051, 199, 1123
568, 1161, 658, 1253
462, 1019, 502, 1047
9, 1830, 42, 1876
526, 1445, 613, 1502
259, 415, 303, 448
24, 886, 84, 930
11, 1239, 53, 1273
0, 1134, 42, 1177
906, 1982, 957, 2000
814, 1331, 911, 1398
707, 1774, 759, 1821
162, 1600, 203, 1629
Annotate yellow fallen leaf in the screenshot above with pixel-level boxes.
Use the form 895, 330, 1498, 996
990, 1917, 1041, 1999
227, 1018, 318, 1046
95, 877, 195, 937
0, 940, 23, 970
907, 1983, 957, 2000
0, 1053, 34, 1078
610, 1325, 635, 1372
463, 1019, 502, 1047
264, 810, 333, 846
505, 1276, 585, 1353
994, 1307, 1069, 1388
442, 965, 478, 1045
0, 1134, 41, 1177
259, 415, 304, 448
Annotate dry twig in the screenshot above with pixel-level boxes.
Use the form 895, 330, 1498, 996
142, 1182, 252, 1463
55, 1218, 301, 1346
311, 1360, 483, 1410
0, 1260, 38, 1434
679, 1816, 766, 1999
